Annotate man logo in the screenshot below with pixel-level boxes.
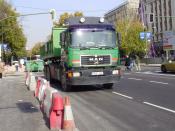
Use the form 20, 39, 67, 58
89, 58, 94, 61
88, 56, 103, 64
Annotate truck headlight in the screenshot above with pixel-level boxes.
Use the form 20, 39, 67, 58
112, 70, 119, 75
73, 72, 81, 77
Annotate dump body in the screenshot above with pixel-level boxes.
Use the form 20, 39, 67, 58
40, 28, 66, 59
42, 17, 121, 91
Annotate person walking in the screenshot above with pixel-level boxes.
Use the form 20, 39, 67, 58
135, 55, 141, 71
0, 61, 4, 79
125, 55, 131, 71
15, 62, 19, 72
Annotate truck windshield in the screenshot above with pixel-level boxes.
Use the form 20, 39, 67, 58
70, 29, 116, 48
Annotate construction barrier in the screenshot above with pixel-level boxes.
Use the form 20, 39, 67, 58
25, 74, 77, 130
38, 79, 48, 102
29, 74, 37, 91
34, 77, 42, 98
43, 87, 58, 117
49, 92, 64, 130
63, 96, 76, 130
25, 72, 30, 86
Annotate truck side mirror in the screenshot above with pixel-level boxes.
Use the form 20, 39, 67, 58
117, 32, 121, 46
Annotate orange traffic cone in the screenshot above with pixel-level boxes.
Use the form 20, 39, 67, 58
63, 96, 76, 131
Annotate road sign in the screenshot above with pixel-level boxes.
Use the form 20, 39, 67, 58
146, 32, 152, 39
140, 32, 145, 40
3, 44, 7, 49
140, 32, 152, 40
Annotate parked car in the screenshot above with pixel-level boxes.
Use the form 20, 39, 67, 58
161, 58, 175, 73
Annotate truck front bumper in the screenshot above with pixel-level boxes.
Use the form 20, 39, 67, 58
67, 68, 121, 86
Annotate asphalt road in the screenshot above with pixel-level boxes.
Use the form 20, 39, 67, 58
1, 66, 175, 131
0, 72, 50, 131
55, 66, 175, 131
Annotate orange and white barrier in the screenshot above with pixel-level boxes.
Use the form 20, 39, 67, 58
29, 74, 37, 91
34, 77, 42, 97
25, 72, 31, 86
63, 96, 76, 130
38, 79, 48, 102
43, 87, 58, 117
25, 74, 77, 130
49, 92, 64, 130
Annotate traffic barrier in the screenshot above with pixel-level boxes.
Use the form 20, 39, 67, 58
38, 79, 48, 102
43, 87, 58, 117
49, 92, 64, 130
63, 96, 76, 130
25, 72, 31, 86
29, 75, 37, 91
34, 77, 42, 98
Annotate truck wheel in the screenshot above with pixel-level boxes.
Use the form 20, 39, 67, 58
47, 67, 51, 82
44, 66, 47, 79
61, 71, 71, 92
103, 83, 113, 89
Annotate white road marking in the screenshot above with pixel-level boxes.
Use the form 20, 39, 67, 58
143, 102, 175, 114
112, 92, 133, 99
124, 73, 131, 75
18, 100, 23, 102
136, 71, 175, 77
128, 78, 142, 81
149, 81, 168, 85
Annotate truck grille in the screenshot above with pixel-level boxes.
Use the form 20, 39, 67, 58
81, 55, 111, 66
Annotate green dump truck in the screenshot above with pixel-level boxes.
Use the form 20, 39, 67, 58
41, 17, 121, 91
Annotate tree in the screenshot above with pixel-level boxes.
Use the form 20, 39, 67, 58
0, 0, 27, 61
30, 42, 43, 56
116, 19, 146, 57
55, 11, 83, 27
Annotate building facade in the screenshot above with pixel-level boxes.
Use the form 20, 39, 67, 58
141, 0, 175, 58
104, 0, 140, 26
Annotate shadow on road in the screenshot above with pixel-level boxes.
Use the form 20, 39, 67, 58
0, 106, 17, 110
50, 81, 111, 93
16, 102, 39, 113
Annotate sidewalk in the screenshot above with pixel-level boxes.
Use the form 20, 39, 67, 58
0, 72, 50, 131
140, 63, 161, 67
119, 63, 160, 71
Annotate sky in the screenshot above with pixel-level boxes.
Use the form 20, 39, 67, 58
8, 0, 125, 49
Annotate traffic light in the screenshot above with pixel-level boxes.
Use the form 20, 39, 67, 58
50, 9, 56, 20
149, 13, 154, 23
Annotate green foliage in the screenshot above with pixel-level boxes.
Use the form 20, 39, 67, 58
0, 0, 27, 60
30, 42, 43, 56
55, 11, 83, 27
116, 19, 146, 57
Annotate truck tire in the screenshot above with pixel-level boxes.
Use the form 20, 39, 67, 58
44, 66, 47, 78
47, 67, 51, 82
103, 83, 113, 89
61, 69, 71, 92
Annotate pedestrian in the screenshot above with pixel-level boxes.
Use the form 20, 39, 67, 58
0, 61, 4, 79
125, 55, 131, 71
135, 55, 141, 71
15, 62, 19, 72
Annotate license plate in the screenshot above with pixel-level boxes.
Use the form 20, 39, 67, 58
91, 72, 104, 76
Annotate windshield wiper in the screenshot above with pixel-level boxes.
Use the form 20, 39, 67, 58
98, 45, 115, 49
